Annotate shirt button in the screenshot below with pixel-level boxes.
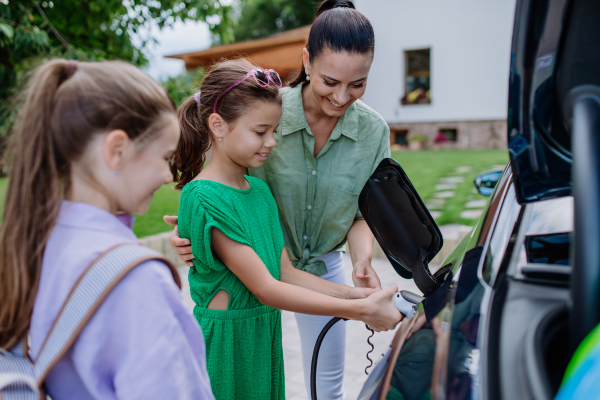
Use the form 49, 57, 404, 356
307, 205, 312, 210
312, 170, 316, 175
303, 235, 307, 240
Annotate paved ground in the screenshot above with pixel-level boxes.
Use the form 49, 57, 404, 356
177, 254, 423, 400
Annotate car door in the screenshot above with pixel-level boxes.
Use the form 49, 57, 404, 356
357, 0, 599, 398
507, 0, 600, 353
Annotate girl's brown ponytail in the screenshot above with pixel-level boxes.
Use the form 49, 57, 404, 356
171, 58, 282, 189
0, 60, 71, 349
172, 96, 211, 190
0, 59, 176, 349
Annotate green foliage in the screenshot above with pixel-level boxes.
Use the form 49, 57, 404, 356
0, 0, 234, 140
162, 68, 205, 107
407, 133, 427, 143
232, 0, 316, 41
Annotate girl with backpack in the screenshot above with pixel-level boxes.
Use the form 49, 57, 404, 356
172, 57, 402, 400
0, 59, 214, 399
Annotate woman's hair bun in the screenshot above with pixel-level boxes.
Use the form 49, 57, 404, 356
316, 0, 355, 18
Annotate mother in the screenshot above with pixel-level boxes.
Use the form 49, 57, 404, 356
166, 1, 390, 398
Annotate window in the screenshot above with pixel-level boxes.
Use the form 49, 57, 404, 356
402, 49, 431, 105
436, 128, 457, 142
393, 130, 408, 146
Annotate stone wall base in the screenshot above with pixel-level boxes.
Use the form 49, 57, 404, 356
389, 119, 507, 150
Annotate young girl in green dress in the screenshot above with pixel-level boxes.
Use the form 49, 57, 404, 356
173, 58, 402, 399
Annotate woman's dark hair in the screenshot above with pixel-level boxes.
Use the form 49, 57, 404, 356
0, 59, 176, 349
289, 0, 375, 87
172, 58, 282, 189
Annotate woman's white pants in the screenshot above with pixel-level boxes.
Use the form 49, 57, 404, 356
295, 251, 347, 400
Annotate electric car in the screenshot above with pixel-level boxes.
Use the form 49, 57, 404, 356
351, 0, 600, 399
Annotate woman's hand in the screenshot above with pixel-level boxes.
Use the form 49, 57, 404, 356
347, 219, 382, 290
346, 286, 378, 299
163, 215, 194, 267
358, 285, 403, 332
352, 261, 382, 290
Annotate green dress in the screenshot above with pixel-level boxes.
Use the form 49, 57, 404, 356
178, 176, 285, 400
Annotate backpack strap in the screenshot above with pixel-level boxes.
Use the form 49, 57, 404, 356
33, 243, 180, 384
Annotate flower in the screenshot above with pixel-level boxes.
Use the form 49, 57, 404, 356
434, 133, 449, 143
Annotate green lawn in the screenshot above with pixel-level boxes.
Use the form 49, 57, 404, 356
0, 178, 178, 238
133, 184, 181, 237
390, 149, 509, 226
0, 149, 508, 237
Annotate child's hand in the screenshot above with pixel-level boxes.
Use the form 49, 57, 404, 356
347, 286, 379, 299
163, 215, 194, 267
359, 285, 403, 332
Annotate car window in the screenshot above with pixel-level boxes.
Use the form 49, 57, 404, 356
510, 196, 573, 278
525, 196, 573, 235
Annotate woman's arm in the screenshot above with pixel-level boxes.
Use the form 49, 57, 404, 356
212, 228, 401, 332
346, 219, 382, 290
279, 248, 376, 299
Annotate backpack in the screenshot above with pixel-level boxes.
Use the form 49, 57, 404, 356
0, 243, 181, 399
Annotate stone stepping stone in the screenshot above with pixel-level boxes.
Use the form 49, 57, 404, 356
427, 198, 446, 205
439, 176, 465, 184
461, 209, 484, 219
434, 191, 455, 198
465, 200, 487, 208
426, 203, 444, 210
430, 211, 442, 219
492, 164, 506, 169
455, 166, 472, 173
435, 183, 457, 190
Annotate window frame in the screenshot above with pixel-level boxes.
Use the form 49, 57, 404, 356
402, 48, 432, 106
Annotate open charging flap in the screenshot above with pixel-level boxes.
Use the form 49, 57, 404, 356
359, 158, 444, 296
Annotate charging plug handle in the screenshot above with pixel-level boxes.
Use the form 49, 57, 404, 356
394, 290, 424, 319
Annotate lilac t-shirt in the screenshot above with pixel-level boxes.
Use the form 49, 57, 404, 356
29, 201, 214, 400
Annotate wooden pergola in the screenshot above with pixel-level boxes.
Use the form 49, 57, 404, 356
166, 25, 311, 80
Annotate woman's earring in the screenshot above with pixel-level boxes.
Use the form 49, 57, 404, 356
218, 137, 223, 142
114, 170, 119, 176
306, 73, 310, 81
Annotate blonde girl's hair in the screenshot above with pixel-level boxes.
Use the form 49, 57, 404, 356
0, 59, 176, 349
172, 58, 282, 189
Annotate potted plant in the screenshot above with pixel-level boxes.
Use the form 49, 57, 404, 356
407, 133, 427, 151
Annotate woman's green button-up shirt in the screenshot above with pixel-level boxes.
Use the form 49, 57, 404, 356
249, 83, 391, 276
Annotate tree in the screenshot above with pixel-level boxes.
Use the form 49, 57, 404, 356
232, 0, 316, 41
0, 0, 235, 138
161, 68, 205, 107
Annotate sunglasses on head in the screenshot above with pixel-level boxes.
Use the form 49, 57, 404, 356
213, 68, 283, 114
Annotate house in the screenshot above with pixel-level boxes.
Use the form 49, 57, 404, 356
354, 0, 517, 150
167, 0, 517, 150
166, 25, 309, 80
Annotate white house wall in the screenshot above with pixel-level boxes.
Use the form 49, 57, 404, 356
355, 0, 517, 123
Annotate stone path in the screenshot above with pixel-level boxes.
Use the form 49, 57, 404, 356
176, 255, 422, 400
424, 165, 488, 222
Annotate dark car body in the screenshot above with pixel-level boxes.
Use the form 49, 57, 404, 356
356, 0, 600, 399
